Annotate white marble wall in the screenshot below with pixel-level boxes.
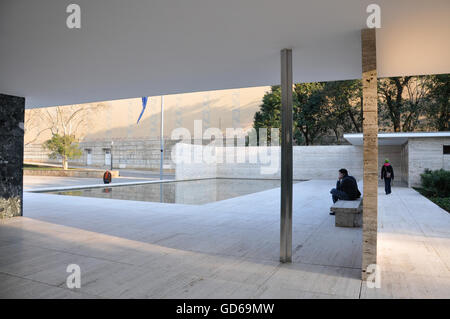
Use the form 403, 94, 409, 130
401, 142, 409, 185
407, 137, 450, 186
173, 143, 409, 181
173, 142, 413, 182
217, 145, 365, 180
173, 143, 217, 180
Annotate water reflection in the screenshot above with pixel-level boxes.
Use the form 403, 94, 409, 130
48, 179, 290, 205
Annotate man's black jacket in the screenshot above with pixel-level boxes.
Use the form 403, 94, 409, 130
336, 175, 361, 200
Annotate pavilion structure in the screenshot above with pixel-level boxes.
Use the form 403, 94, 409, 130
1, 0, 449, 280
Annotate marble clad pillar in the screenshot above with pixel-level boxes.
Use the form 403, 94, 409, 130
0, 94, 25, 219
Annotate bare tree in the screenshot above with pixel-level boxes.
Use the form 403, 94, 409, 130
25, 103, 106, 143
402, 76, 432, 131
40, 103, 106, 139
378, 76, 432, 132
24, 108, 51, 145
24, 103, 107, 167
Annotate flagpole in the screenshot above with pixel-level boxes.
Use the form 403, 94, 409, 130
160, 95, 164, 181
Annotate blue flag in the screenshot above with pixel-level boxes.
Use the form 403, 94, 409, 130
137, 97, 148, 124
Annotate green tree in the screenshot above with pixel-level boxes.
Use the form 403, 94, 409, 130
378, 77, 410, 132
378, 76, 432, 132
293, 82, 327, 145
252, 75, 446, 145
321, 80, 362, 143
254, 84, 328, 146
253, 86, 282, 144
43, 134, 82, 170
426, 74, 449, 131
253, 81, 363, 145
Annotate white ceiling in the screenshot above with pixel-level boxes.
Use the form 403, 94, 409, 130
1, 0, 449, 108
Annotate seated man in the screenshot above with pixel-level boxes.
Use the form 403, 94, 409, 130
103, 170, 112, 184
329, 168, 361, 215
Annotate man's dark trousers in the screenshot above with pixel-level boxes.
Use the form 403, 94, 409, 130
330, 188, 350, 203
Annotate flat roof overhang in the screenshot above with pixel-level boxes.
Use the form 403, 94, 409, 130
344, 132, 450, 146
0, 0, 449, 108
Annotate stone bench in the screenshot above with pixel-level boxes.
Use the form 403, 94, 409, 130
330, 198, 363, 227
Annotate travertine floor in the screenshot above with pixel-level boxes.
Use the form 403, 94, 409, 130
0, 180, 448, 298
362, 186, 450, 298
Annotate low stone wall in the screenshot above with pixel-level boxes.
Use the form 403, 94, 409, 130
23, 169, 120, 178
216, 145, 365, 180
173, 143, 217, 180
174, 143, 405, 182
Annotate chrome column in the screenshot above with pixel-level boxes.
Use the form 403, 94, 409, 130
280, 48, 293, 263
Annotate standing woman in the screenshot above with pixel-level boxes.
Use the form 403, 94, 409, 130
381, 159, 394, 195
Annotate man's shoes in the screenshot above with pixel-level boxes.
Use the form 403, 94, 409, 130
330, 207, 335, 215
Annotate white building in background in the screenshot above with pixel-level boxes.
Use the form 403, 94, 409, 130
24, 86, 271, 170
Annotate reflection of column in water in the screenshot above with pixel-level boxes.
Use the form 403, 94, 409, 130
160, 183, 163, 203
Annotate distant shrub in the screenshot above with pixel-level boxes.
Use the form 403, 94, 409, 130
420, 169, 450, 198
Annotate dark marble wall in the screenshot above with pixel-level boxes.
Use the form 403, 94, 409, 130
0, 94, 25, 218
